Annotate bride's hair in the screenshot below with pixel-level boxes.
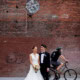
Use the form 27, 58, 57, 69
32, 46, 37, 49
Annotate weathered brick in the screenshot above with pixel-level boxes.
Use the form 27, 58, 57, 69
0, 0, 80, 77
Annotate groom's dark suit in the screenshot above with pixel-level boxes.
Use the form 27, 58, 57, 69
39, 52, 50, 80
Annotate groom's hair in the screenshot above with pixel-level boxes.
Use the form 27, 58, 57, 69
41, 44, 47, 48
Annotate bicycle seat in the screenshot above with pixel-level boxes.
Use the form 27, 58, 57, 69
50, 64, 57, 70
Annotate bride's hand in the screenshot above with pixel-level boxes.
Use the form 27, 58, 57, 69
32, 65, 35, 69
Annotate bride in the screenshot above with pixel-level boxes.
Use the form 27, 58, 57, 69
24, 46, 43, 80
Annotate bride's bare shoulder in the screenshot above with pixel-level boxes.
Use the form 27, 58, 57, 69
29, 53, 33, 57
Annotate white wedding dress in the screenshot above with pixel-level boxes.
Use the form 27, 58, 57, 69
24, 53, 43, 80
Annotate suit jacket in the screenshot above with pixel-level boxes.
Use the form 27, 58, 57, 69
39, 52, 50, 68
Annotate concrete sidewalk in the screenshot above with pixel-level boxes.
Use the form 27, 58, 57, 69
0, 77, 79, 80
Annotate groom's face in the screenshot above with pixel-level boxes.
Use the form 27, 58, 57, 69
41, 46, 46, 52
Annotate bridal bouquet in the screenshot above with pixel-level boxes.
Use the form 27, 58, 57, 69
34, 64, 40, 73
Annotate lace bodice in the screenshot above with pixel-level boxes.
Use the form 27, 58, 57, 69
30, 53, 39, 65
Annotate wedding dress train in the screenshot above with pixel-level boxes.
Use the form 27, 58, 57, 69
24, 53, 43, 80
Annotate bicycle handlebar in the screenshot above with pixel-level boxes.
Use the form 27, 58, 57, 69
64, 61, 69, 68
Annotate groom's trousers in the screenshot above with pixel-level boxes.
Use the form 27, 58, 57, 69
40, 64, 49, 80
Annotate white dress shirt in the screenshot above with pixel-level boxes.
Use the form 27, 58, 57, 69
41, 53, 45, 63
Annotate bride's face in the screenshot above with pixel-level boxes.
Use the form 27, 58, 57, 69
33, 46, 37, 53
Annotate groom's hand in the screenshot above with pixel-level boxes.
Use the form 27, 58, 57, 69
47, 68, 50, 72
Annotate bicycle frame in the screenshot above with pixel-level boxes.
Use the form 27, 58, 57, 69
61, 62, 69, 73
50, 61, 77, 80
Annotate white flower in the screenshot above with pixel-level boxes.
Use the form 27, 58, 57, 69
34, 64, 40, 73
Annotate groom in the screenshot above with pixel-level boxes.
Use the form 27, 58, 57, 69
39, 44, 50, 80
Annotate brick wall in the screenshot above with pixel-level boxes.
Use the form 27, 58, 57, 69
0, 0, 80, 76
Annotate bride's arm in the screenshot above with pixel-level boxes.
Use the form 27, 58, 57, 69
38, 55, 40, 65
29, 55, 35, 68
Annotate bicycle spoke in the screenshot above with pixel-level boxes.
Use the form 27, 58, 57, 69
64, 69, 77, 80
49, 68, 60, 80
49, 70, 55, 80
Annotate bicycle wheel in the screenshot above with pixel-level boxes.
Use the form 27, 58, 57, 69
49, 68, 60, 80
64, 69, 77, 80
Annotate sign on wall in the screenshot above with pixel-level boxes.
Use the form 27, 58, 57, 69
26, 0, 40, 14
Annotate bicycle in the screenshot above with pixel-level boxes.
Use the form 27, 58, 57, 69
49, 61, 77, 80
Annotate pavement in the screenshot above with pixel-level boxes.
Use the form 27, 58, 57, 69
0, 77, 80, 80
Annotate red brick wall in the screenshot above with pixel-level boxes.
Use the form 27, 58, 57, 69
0, 0, 80, 76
